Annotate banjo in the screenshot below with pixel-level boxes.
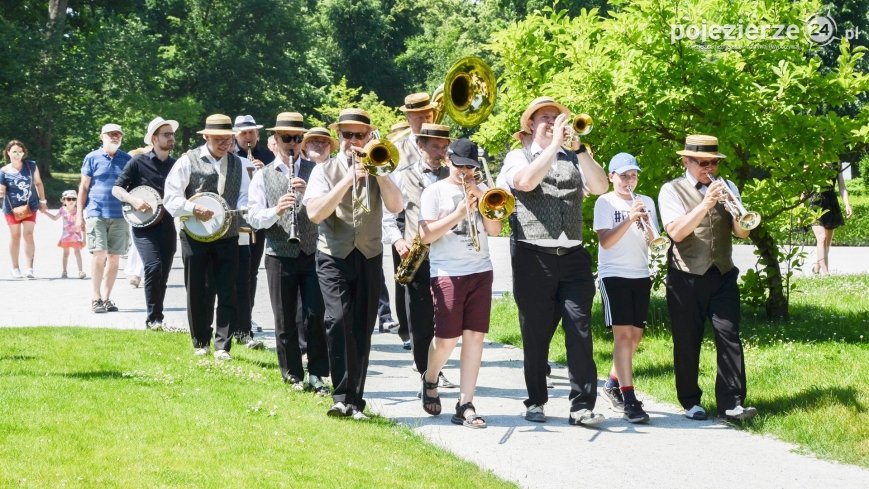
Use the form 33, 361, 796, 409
122, 186, 164, 228
181, 192, 247, 242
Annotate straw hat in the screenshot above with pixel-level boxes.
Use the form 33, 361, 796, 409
266, 112, 308, 134
676, 134, 727, 159
329, 108, 375, 131
519, 96, 569, 133
301, 127, 339, 154
389, 121, 410, 135
417, 123, 452, 140
196, 114, 235, 136
143, 117, 179, 145
399, 92, 437, 113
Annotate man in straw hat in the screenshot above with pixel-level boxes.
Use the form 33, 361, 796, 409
248, 112, 329, 394
163, 113, 251, 361
304, 108, 403, 419
300, 127, 338, 164
77, 122, 132, 314
385, 123, 457, 391
658, 134, 757, 422
497, 96, 609, 427
112, 116, 179, 330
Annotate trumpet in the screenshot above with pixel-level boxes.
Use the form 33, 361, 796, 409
459, 173, 481, 252
477, 155, 515, 221
287, 149, 300, 244
350, 138, 400, 218
705, 172, 761, 230
564, 114, 593, 150
626, 186, 669, 254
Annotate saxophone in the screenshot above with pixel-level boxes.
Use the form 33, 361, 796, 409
395, 235, 430, 285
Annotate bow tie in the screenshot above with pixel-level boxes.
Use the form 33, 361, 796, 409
423, 167, 438, 174
695, 181, 706, 190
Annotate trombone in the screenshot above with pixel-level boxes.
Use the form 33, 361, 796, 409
459, 173, 481, 252
706, 172, 761, 230
350, 138, 400, 218
626, 186, 669, 254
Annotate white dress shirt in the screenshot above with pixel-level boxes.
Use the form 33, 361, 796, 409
658, 171, 741, 226
247, 153, 301, 231
163, 143, 250, 218
381, 157, 441, 245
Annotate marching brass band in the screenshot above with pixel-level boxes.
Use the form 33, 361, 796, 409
118, 56, 760, 426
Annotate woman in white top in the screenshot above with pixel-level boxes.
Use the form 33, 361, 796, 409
593, 153, 661, 424
418, 138, 502, 429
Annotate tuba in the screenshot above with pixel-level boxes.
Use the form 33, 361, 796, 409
432, 56, 496, 127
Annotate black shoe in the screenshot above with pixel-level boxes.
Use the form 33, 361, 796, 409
307, 375, 330, 396
92, 299, 107, 314
103, 299, 118, 312
602, 385, 625, 413
327, 401, 348, 417
402, 340, 412, 350
623, 400, 650, 424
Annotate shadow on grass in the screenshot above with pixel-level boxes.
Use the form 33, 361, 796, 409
755, 385, 866, 414
59, 370, 126, 380
0, 355, 36, 361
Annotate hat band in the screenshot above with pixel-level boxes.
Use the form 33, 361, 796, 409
684, 144, 719, 153
274, 120, 304, 129
338, 113, 371, 125
419, 128, 450, 138
308, 129, 330, 137
205, 122, 233, 130
405, 100, 432, 109
235, 122, 259, 128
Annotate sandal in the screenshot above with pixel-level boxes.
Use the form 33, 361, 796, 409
421, 371, 441, 416
451, 401, 487, 429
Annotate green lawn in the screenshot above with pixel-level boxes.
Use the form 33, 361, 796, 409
491, 274, 869, 467
0, 329, 513, 489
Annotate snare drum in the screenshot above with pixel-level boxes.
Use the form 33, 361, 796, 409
122, 186, 164, 228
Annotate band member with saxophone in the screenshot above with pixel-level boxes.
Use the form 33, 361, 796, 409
387, 93, 438, 349
658, 134, 757, 422
112, 117, 179, 330
232, 115, 274, 335
593, 153, 661, 424
385, 122, 457, 387
418, 138, 500, 428
248, 112, 329, 393
304, 108, 403, 419
164, 114, 250, 360
496, 97, 609, 427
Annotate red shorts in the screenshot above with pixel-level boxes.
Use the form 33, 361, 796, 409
5, 212, 36, 225
430, 270, 493, 339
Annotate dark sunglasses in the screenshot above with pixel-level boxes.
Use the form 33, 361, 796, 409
63, 197, 76, 201
341, 131, 369, 141
691, 158, 720, 168
453, 164, 477, 170
280, 134, 304, 144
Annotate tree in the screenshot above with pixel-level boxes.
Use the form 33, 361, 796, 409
477, 1, 869, 319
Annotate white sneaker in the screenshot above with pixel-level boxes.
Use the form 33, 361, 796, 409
11, 268, 22, 279
214, 350, 231, 361
347, 404, 368, 421
724, 405, 758, 421
25, 269, 35, 279
246, 337, 265, 350
685, 405, 708, 420
525, 404, 546, 423
251, 319, 262, 332
193, 347, 208, 356
569, 409, 605, 427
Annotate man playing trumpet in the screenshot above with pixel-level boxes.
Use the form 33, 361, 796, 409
658, 134, 757, 422
304, 108, 403, 419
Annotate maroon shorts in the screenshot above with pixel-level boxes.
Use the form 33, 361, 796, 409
5, 212, 36, 225
430, 270, 493, 339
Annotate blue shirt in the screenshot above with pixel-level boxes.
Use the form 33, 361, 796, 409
1, 160, 38, 214
81, 148, 131, 218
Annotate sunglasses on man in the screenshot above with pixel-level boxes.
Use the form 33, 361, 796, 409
280, 134, 304, 144
341, 131, 369, 141
690, 158, 720, 168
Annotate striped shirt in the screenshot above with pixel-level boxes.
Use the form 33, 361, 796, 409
81, 148, 131, 218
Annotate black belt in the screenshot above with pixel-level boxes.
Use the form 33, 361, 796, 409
516, 241, 583, 256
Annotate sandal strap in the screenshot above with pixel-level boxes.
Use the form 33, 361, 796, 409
422, 371, 439, 390
456, 401, 476, 416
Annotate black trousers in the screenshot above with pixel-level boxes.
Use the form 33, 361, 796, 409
248, 229, 266, 308
404, 258, 434, 373
377, 271, 394, 326
235, 245, 252, 336
390, 245, 409, 341
512, 243, 597, 411
180, 233, 238, 351
132, 218, 176, 324
666, 266, 747, 413
266, 253, 327, 380
317, 249, 382, 410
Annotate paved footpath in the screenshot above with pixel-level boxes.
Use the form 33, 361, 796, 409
2, 217, 868, 488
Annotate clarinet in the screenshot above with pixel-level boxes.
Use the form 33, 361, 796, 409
287, 149, 300, 244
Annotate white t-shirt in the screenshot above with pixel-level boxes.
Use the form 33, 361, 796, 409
593, 192, 660, 279
420, 179, 493, 277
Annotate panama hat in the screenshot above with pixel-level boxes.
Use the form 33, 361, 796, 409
329, 108, 375, 131
143, 117, 179, 145
233, 115, 264, 132
399, 92, 437, 113
266, 112, 308, 134
196, 114, 235, 136
519, 96, 569, 133
676, 134, 727, 158
417, 123, 452, 140
301, 127, 339, 154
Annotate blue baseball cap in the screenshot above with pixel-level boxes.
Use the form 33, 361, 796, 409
608, 153, 641, 174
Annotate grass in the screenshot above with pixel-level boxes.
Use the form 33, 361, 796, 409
0, 329, 513, 489
490, 274, 869, 467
